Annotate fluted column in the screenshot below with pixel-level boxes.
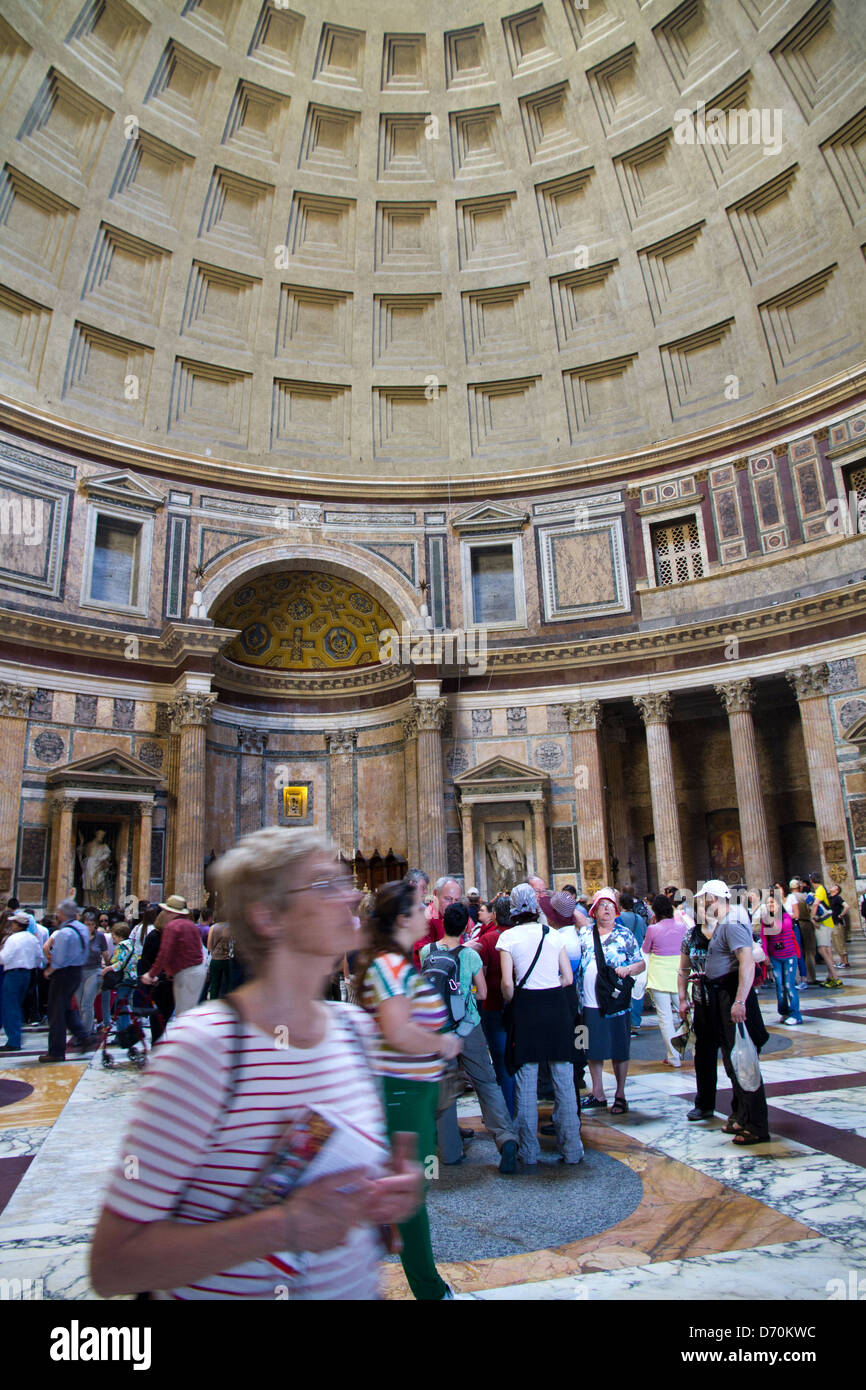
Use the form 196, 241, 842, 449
0, 684, 33, 885
48, 793, 77, 908
327, 730, 356, 861
715, 679, 773, 892
786, 664, 856, 894
566, 700, 609, 896
135, 800, 154, 905
117, 815, 131, 905
603, 714, 630, 888
460, 801, 475, 890
167, 692, 217, 906
634, 692, 685, 890
238, 728, 269, 838
531, 801, 550, 886
401, 712, 420, 867
165, 705, 182, 890
413, 697, 448, 879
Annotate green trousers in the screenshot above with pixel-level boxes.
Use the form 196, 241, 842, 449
381, 1075, 448, 1301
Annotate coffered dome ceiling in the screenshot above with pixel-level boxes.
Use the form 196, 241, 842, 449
0, 0, 864, 485
213, 570, 397, 669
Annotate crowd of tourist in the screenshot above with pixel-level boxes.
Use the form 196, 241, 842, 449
0, 846, 861, 1300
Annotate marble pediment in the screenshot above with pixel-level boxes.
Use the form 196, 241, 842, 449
454, 755, 548, 802
46, 747, 163, 794
450, 501, 529, 535
80, 471, 165, 512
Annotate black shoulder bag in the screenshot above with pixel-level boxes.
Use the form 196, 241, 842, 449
592, 926, 635, 1017
503, 925, 548, 1071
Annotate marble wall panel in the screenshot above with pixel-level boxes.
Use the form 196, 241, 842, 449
356, 750, 406, 858
204, 748, 237, 858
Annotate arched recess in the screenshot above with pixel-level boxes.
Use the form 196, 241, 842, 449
198, 538, 424, 637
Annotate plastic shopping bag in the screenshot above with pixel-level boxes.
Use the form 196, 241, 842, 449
731, 1022, 762, 1092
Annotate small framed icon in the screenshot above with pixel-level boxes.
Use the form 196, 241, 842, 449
283, 786, 308, 819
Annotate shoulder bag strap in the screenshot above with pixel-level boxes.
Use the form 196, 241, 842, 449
515, 924, 549, 993
592, 924, 609, 977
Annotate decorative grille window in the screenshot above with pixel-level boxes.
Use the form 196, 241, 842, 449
846, 461, 866, 533
651, 516, 704, 586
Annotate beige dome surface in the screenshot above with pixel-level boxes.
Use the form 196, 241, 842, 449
0, 0, 864, 486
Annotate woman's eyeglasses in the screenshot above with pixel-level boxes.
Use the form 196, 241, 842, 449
284, 875, 356, 896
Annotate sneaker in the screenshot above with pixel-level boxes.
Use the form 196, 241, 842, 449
783, 1017, 803, 1026
499, 1140, 518, 1175
38, 1053, 66, 1063
776, 1016, 789, 1023
686, 1107, 715, 1120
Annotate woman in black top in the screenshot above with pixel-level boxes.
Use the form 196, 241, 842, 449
677, 919, 718, 1121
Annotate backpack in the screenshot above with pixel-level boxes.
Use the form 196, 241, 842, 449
421, 944, 466, 1032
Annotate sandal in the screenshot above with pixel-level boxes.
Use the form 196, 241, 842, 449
582, 1095, 608, 1109
610, 1096, 629, 1115
731, 1131, 770, 1146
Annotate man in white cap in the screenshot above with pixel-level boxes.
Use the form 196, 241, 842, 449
140, 895, 206, 1017
696, 879, 770, 1145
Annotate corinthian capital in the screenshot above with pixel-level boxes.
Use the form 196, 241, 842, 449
327, 730, 356, 756
634, 691, 673, 726
237, 728, 270, 754
715, 679, 754, 715
566, 700, 603, 734
168, 692, 217, 728
786, 663, 830, 701
0, 683, 34, 719
50, 792, 78, 815
401, 711, 419, 742
412, 697, 447, 733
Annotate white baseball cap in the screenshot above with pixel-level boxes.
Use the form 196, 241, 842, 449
695, 879, 731, 900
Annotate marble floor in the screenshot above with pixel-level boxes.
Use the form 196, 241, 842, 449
1, 932, 864, 1301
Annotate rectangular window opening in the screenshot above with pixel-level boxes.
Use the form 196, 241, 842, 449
90, 515, 141, 606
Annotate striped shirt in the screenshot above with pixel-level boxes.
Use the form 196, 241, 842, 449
359, 952, 447, 1082
103, 1001, 387, 1300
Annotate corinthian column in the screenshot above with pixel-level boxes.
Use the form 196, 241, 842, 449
460, 801, 475, 890
786, 664, 856, 894
566, 700, 609, 896
715, 679, 773, 892
327, 731, 356, 861
135, 800, 154, 905
238, 728, 269, 838
47, 793, 77, 909
0, 684, 33, 886
634, 692, 685, 890
603, 714, 630, 887
531, 801, 550, 886
401, 712, 420, 867
413, 696, 447, 879
167, 692, 217, 906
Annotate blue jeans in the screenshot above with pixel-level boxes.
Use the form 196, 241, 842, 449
792, 925, 807, 979
771, 956, 802, 1023
481, 1009, 515, 1116
1, 969, 30, 1048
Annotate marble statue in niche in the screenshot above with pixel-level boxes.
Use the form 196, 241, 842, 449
77, 827, 115, 902
486, 830, 526, 894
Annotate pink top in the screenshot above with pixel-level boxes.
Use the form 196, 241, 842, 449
644, 919, 687, 957
761, 911, 799, 960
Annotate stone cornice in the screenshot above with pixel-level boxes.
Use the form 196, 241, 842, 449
0, 612, 239, 667
2, 367, 863, 501
2, 586, 864, 687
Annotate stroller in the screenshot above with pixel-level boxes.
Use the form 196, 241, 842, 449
98, 982, 163, 1071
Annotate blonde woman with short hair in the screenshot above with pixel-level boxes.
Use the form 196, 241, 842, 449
91, 828, 422, 1300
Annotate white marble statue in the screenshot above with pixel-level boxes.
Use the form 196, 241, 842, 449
77, 828, 114, 901
486, 830, 526, 895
